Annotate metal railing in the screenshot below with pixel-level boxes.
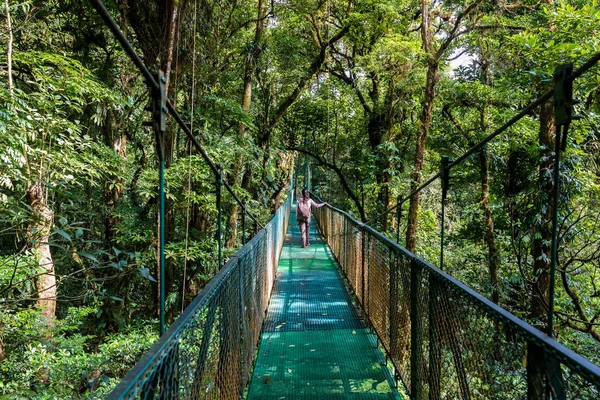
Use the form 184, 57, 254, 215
312, 199, 600, 400
107, 189, 293, 399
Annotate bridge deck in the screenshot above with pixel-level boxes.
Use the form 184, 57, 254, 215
247, 209, 402, 399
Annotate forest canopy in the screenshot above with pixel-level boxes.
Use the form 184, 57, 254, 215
1, 0, 599, 397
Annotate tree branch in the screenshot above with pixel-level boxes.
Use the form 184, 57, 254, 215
330, 70, 372, 114
268, 25, 349, 129
435, 0, 485, 60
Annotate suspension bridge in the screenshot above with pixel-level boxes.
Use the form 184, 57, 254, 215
85, 0, 600, 398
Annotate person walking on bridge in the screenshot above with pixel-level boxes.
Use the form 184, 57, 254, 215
296, 188, 327, 248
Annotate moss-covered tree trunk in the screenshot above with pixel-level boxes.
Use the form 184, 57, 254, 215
406, 60, 438, 253
479, 57, 499, 304
532, 100, 555, 318
226, 0, 267, 247
28, 181, 56, 320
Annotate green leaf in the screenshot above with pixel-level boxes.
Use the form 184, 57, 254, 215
78, 251, 98, 263
139, 268, 157, 282
54, 228, 72, 242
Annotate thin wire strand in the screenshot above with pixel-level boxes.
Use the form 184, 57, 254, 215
182, 0, 197, 313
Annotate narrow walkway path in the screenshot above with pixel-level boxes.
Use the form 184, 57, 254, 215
247, 208, 402, 399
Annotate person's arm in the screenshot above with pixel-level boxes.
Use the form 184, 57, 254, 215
310, 199, 327, 208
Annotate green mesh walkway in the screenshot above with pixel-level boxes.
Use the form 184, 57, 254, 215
247, 208, 402, 399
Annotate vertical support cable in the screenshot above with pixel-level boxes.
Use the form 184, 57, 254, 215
440, 156, 451, 271
241, 203, 246, 245
307, 161, 311, 191
547, 124, 563, 338
396, 196, 402, 244
548, 63, 574, 338
217, 166, 223, 270
159, 158, 166, 336
149, 70, 167, 337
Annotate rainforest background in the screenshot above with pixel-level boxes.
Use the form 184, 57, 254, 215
0, 0, 599, 397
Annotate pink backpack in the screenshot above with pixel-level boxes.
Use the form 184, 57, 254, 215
297, 198, 310, 222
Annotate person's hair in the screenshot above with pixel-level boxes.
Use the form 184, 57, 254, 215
301, 188, 309, 198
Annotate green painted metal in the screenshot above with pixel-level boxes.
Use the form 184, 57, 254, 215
149, 69, 167, 337
217, 166, 223, 270
247, 208, 402, 399
242, 203, 246, 245
395, 196, 401, 244
439, 155, 450, 271
159, 159, 165, 336
312, 199, 600, 400
106, 188, 294, 399
547, 63, 574, 339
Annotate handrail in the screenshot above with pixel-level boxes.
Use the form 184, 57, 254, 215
109, 228, 266, 397
107, 186, 293, 398
312, 199, 600, 397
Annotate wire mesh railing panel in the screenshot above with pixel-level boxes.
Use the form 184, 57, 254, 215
107, 191, 292, 399
312, 203, 600, 400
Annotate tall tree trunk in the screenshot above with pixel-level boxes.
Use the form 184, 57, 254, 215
164, 3, 179, 99
102, 110, 128, 330
28, 181, 56, 320
406, 61, 437, 253
226, 0, 267, 247
406, 0, 437, 253
155, 1, 180, 322
368, 109, 392, 231
479, 56, 499, 304
531, 100, 555, 318
479, 148, 499, 303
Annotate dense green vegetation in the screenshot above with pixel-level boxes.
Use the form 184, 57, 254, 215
0, 0, 598, 397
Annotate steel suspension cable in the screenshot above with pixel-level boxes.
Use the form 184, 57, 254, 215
368, 51, 600, 226
89, 0, 263, 228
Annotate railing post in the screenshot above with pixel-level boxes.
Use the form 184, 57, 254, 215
241, 203, 246, 245
147, 69, 167, 337
396, 196, 402, 244
548, 63, 574, 338
216, 166, 223, 270
410, 259, 424, 400
525, 63, 575, 400
440, 155, 451, 271
141, 69, 168, 398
